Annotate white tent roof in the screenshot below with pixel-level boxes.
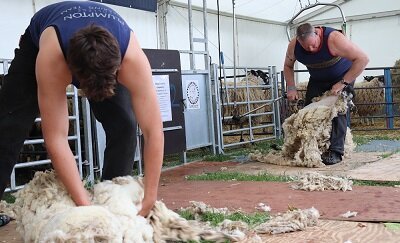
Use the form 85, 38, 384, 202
171, 0, 339, 23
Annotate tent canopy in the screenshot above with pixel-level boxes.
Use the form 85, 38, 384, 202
171, 0, 339, 23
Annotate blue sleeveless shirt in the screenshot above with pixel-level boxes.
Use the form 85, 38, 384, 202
294, 27, 352, 82
28, 1, 131, 87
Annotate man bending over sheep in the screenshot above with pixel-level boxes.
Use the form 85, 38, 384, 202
0, 1, 164, 226
284, 22, 369, 165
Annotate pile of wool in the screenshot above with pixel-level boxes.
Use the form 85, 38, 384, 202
182, 201, 231, 218
249, 91, 355, 167
290, 172, 353, 191
254, 207, 320, 234
180, 202, 322, 240
10, 171, 235, 243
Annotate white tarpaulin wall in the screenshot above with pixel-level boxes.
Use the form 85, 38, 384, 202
0, 0, 399, 78
0, 0, 158, 60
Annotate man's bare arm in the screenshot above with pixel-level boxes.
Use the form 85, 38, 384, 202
283, 39, 298, 100
36, 27, 90, 206
118, 32, 164, 216
329, 31, 369, 83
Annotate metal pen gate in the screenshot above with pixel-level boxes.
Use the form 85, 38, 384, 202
1, 58, 87, 192
212, 64, 282, 150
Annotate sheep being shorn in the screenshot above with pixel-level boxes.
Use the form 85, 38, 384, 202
250, 91, 354, 167
12, 171, 239, 243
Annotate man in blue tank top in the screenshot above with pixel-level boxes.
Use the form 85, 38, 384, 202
283, 23, 369, 165
0, 1, 164, 224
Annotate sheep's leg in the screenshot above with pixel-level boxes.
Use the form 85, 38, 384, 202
240, 124, 244, 142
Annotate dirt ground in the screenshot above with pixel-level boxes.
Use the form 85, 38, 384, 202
1, 152, 400, 242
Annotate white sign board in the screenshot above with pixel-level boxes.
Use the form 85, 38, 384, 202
152, 75, 172, 122
185, 80, 200, 110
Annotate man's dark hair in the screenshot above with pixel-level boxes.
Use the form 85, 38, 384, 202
67, 24, 121, 101
296, 23, 316, 41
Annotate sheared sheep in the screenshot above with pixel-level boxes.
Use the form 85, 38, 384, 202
11, 170, 239, 243
250, 91, 355, 167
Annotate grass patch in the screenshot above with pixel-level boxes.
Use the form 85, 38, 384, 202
379, 149, 400, 159
161, 139, 284, 167
352, 135, 372, 145
186, 171, 291, 182
353, 133, 400, 143
384, 223, 400, 231
187, 171, 399, 188
202, 154, 234, 162
353, 180, 400, 187
179, 209, 196, 221
353, 134, 400, 146
1, 192, 16, 204
178, 210, 270, 227
178, 209, 269, 243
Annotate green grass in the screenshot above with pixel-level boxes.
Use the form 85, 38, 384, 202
161, 139, 284, 167
353, 134, 400, 145
179, 209, 196, 221
202, 154, 234, 162
353, 180, 400, 187
178, 209, 269, 243
379, 149, 400, 159
178, 210, 270, 227
352, 135, 373, 145
384, 223, 400, 231
161, 133, 400, 166
187, 171, 400, 188
186, 171, 291, 182
1, 192, 16, 204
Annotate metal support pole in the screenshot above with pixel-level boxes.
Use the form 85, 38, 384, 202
384, 68, 394, 129
157, 0, 169, 49
232, 0, 237, 111
82, 97, 95, 183
188, 0, 195, 70
271, 66, 282, 139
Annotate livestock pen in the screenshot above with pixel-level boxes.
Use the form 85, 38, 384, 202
281, 66, 400, 133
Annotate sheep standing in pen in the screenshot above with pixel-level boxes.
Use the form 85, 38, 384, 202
391, 59, 400, 99
221, 71, 272, 126
250, 91, 355, 167
352, 76, 385, 125
11, 171, 241, 243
